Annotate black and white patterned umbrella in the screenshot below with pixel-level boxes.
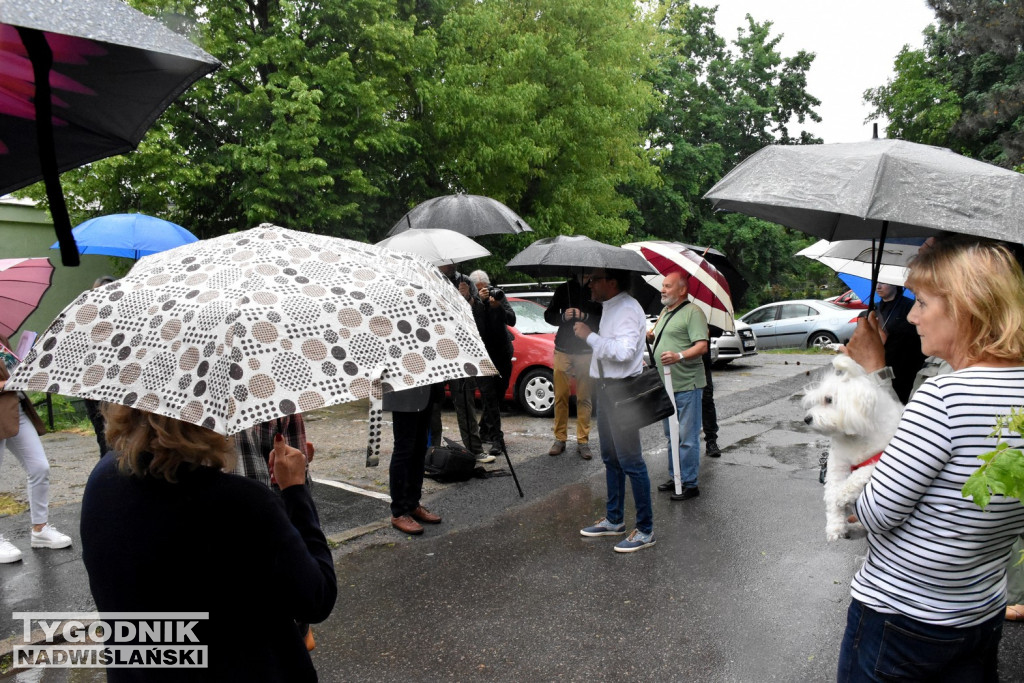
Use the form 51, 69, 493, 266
7, 225, 495, 462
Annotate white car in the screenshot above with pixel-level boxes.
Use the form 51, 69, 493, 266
713, 319, 757, 365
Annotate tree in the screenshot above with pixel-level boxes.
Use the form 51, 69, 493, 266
865, 1, 1024, 168
626, 2, 824, 308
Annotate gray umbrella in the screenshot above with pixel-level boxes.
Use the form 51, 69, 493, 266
0, 1, 220, 266
386, 194, 533, 237
704, 138, 1024, 243
704, 137, 1024, 304
506, 235, 656, 278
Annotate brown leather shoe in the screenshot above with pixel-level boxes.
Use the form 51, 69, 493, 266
391, 515, 423, 535
411, 506, 441, 524
577, 443, 592, 460
548, 440, 566, 456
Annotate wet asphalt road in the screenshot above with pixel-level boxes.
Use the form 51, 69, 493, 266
2, 353, 1023, 681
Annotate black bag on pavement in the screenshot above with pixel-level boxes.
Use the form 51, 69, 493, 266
424, 437, 479, 482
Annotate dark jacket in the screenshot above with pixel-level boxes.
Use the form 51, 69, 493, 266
544, 279, 602, 354
878, 292, 925, 404
81, 455, 337, 682
474, 295, 516, 367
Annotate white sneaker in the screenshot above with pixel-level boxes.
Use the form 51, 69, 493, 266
0, 535, 23, 563
31, 524, 72, 549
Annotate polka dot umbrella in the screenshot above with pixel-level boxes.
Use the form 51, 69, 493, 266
6, 224, 496, 465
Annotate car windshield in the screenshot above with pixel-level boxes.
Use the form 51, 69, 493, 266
509, 299, 557, 334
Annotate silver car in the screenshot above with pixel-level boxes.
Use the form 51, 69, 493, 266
713, 319, 757, 365
739, 299, 860, 350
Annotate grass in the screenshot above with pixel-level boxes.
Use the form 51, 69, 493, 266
762, 347, 838, 356
25, 392, 95, 434
0, 493, 28, 517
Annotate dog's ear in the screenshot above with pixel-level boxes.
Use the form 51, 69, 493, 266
840, 380, 878, 436
832, 354, 866, 379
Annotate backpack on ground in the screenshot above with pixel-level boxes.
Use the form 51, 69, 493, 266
424, 437, 479, 482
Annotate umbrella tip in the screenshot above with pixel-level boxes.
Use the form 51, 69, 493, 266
872, 122, 879, 139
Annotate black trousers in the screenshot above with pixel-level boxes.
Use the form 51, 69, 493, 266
701, 351, 718, 442
389, 399, 433, 518
477, 358, 510, 445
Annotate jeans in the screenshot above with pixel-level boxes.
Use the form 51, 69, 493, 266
553, 350, 593, 443
595, 380, 652, 534
663, 387, 702, 487
0, 406, 51, 525
837, 598, 1003, 682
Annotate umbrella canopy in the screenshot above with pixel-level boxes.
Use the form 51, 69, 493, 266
672, 241, 749, 305
0, 1, 220, 266
623, 241, 736, 332
49, 213, 199, 259
375, 228, 489, 266
0, 257, 53, 338
506, 235, 656, 278
704, 138, 1024, 243
797, 239, 910, 287
386, 194, 533, 237
8, 225, 495, 449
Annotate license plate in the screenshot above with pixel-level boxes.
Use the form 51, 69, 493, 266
743, 342, 755, 349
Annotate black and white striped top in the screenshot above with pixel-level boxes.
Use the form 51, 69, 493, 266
852, 366, 1024, 627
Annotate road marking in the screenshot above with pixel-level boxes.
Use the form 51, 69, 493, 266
312, 477, 392, 502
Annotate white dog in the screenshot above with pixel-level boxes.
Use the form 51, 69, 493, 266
801, 355, 903, 541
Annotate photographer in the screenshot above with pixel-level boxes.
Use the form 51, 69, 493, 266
469, 270, 516, 455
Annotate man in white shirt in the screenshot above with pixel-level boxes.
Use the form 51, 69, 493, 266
573, 268, 655, 553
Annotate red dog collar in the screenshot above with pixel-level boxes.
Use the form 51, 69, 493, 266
851, 452, 883, 471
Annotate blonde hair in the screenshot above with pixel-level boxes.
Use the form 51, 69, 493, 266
906, 236, 1024, 364
102, 404, 235, 482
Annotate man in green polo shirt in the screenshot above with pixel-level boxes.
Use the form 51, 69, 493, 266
646, 271, 708, 501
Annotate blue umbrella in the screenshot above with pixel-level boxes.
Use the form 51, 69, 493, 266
50, 213, 198, 259
837, 273, 914, 306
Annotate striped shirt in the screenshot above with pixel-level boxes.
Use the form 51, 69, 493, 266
852, 366, 1024, 627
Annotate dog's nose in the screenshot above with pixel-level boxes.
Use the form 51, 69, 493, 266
803, 415, 812, 424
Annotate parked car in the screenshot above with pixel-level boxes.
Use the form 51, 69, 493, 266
826, 289, 868, 309
712, 319, 757, 366
739, 299, 861, 350
504, 296, 563, 417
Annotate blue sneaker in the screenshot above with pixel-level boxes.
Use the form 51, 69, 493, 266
579, 518, 627, 537
613, 529, 656, 553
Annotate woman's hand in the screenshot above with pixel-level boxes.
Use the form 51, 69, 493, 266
841, 311, 887, 372
268, 434, 307, 489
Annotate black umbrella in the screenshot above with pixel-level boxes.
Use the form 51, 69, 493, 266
387, 194, 534, 237
506, 235, 656, 278
0, 1, 220, 266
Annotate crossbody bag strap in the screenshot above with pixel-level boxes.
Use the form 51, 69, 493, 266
651, 301, 688, 355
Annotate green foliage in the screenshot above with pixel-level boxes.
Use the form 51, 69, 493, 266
26, 392, 93, 433
962, 408, 1024, 509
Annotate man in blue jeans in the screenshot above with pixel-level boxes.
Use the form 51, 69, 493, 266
647, 271, 708, 501
572, 268, 654, 553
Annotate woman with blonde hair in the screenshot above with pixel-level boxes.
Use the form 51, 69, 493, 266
838, 236, 1024, 681
80, 405, 336, 681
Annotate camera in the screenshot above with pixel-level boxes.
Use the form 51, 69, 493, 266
489, 287, 505, 301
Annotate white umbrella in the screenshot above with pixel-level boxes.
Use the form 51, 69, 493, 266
664, 366, 682, 495
7, 225, 496, 465
797, 240, 910, 287
375, 228, 490, 266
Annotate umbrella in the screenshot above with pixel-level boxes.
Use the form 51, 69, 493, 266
7, 225, 496, 466
797, 239, 910, 288
704, 137, 1024, 302
506, 235, 657, 278
622, 241, 736, 332
375, 228, 490, 266
0, 1, 220, 266
667, 241, 748, 305
386, 194, 534, 237
0, 257, 53, 338
48, 213, 199, 259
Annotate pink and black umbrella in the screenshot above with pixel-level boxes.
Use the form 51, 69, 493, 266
0, 257, 53, 338
623, 241, 736, 332
0, 1, 219, 266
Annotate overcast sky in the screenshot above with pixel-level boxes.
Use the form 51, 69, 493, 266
710, 0, 937, 143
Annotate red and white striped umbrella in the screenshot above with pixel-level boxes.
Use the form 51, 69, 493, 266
623, 241, 735, 332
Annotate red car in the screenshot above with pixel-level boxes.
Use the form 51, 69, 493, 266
829, 289, 868, 309
446, 297, 573, 417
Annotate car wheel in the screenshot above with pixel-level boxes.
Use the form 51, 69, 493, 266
808, 331, 838, 349
517, 367, 556, 418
